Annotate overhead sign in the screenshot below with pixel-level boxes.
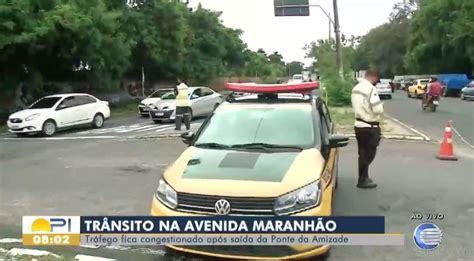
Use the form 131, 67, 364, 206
274, 0, 310, 16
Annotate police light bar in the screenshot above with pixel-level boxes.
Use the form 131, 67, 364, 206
225, 82, 319, 94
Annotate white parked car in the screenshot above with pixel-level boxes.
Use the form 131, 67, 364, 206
137, 88, 174, 117
376, 79, 393, 99
148, 87, 222, 123
288, 74, 304, 84
7, 93, 110, 137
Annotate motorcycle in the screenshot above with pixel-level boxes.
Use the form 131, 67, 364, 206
422, 94, 440, 112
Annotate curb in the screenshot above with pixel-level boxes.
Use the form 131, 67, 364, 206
338, 133, 430, 141
386, 116, 431, 141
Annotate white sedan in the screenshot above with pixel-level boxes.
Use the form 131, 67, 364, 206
7, 93, 110, 137
137, 88, 174, 117
148, 86, 222, 123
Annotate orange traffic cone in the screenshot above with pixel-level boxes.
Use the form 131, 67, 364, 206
436, 120, 458, 161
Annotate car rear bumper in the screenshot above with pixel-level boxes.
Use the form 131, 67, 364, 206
378, 90, 392, 96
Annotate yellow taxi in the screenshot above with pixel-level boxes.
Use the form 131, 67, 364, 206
407, 79, 430, 98
150, 82, 349, 259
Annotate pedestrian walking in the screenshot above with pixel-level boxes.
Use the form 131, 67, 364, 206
351, 70, 384, 189
174, 78, 191, 131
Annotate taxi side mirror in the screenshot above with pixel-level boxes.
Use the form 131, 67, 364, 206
328, 134, 349, 148
181, 131, 195, 145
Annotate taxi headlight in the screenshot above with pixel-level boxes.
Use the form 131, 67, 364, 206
25, 113, 40, 121
155, 178, 178, 209
274, 181, 321, 215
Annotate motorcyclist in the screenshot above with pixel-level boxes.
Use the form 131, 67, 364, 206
423, 77, 442, 108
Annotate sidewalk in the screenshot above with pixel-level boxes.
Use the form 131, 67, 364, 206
330, 107, 430, 141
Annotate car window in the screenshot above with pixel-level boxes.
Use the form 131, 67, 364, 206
58, 96, 79, 108
192, 88, 203, 97
420, 80, 429, 85
150, 89, 173, 98
75, 95, 97, 105
320, 101, 332, 133
195, 106, 317, 149
161, 92, 177, 100
201, 88, 214, 96
29, 97, 61, 109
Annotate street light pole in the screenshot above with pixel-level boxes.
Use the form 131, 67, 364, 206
332, 0, 344, 79
274, 3, 344, 79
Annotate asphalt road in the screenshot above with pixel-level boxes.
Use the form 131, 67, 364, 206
1, 93, 473, 260
1, 133, 473, 260
384, 91, 474, 150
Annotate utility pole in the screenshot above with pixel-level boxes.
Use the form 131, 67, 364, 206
332, 0, 344, 79
328, 12, 332, 42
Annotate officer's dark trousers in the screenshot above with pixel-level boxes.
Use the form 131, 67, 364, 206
354, 127, 381, 179
175, 106, 191, 131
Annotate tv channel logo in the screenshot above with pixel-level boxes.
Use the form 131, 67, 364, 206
22, 216, 80, 234
413, 222, 443, 250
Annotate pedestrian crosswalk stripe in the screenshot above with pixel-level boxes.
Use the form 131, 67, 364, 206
135, 125, 173, 133
116, 124, 155, 133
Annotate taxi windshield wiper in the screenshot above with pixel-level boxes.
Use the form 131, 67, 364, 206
231, 143, 303, 151
194, 142, 230, 149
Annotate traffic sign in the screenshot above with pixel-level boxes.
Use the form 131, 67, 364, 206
274, 0, 310, 16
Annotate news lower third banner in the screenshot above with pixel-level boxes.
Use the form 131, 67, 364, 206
22, 216, 404, 246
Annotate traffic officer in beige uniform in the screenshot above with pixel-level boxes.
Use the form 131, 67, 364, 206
351, 70, 384, 189
174, 78, 191, 131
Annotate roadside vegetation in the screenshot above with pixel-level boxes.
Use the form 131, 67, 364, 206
305, 0, 473, 107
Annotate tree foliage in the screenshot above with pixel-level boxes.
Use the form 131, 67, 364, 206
351, 0, 473, 77
0, 0, 290, 96
406, 0, 474, 75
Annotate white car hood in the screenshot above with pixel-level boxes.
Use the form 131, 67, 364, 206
9, 109, 49, 119
140, 97, 162, 106
155, 99, 177, 110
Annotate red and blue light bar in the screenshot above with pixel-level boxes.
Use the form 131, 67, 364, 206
225, 82, 320, 94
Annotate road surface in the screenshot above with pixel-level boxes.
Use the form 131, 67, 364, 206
1, 95, 473, 260
384, 91, 474, 150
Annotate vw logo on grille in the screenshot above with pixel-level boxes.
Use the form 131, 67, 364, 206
214, 199, 231, 215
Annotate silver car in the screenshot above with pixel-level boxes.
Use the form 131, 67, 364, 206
148, 87, 222, 123
376, 79, 392, 99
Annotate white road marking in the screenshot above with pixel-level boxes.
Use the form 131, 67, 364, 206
0, 136, 117, 141
155, 126, 175, 133
387, 116, 431, 141
7, 248, 60, 258
116, 124, 155, 133
0, 247, 7, 253
133, 125, 173, 133
0, 238, 22, 243
75, 254, 116, 261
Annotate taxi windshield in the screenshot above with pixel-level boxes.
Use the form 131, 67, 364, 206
195, 106, 317, 149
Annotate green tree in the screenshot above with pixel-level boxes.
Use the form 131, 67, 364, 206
405, 0, 474, 75
286, 61, 304, 75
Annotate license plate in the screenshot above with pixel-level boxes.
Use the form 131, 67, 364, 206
155, 112, 164, 116
433, 100, 439, 105
10, 125, 19, 129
